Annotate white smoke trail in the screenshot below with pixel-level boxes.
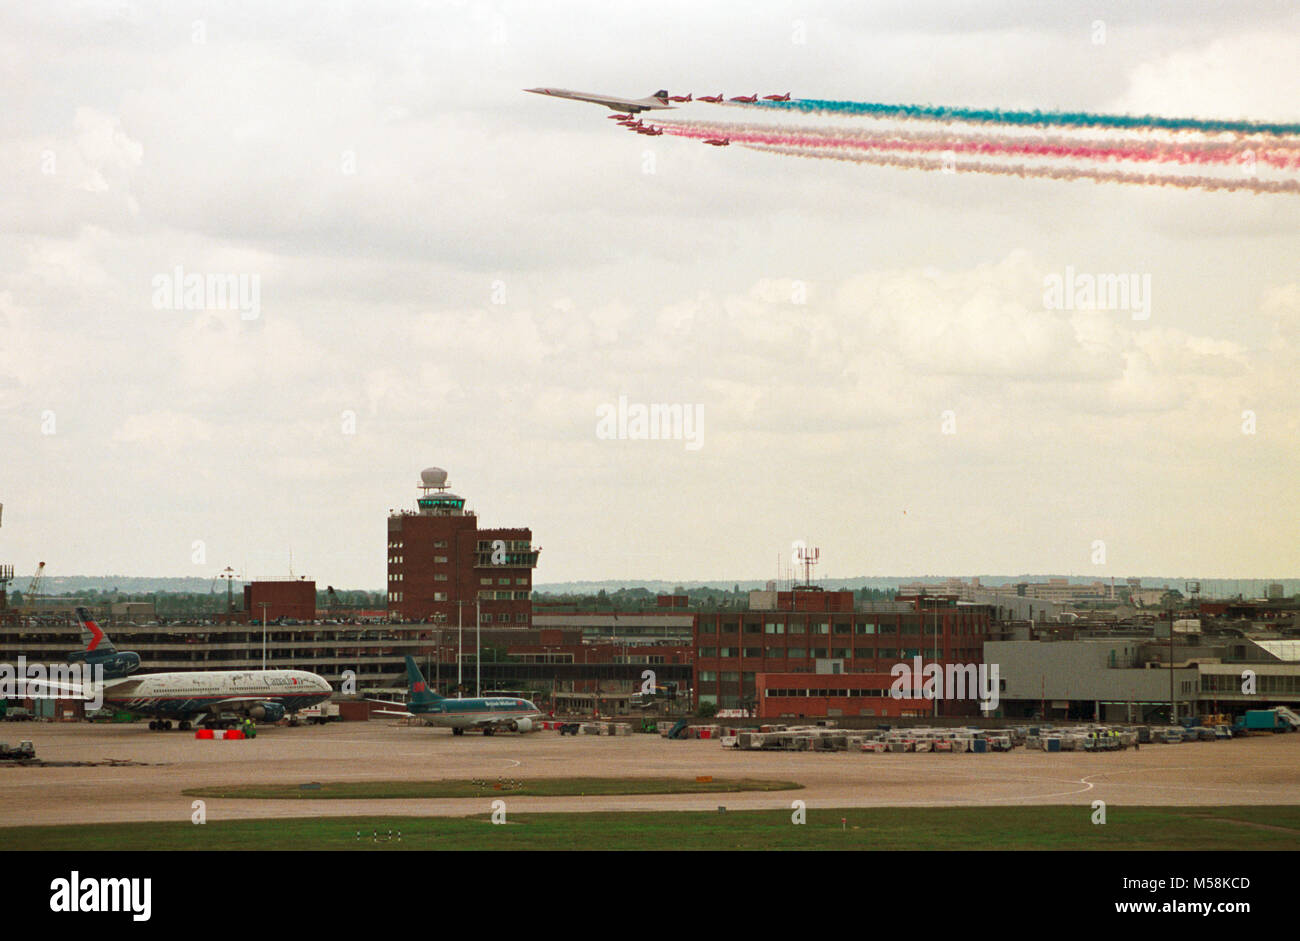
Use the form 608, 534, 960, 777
741, 143, 1300, 195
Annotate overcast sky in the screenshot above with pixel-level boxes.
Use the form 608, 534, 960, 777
2, 1, 1297, 588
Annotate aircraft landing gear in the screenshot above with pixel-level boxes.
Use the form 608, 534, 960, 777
179, 720, 191, 731
482, 728, 494, 737
452, 727, 465, 736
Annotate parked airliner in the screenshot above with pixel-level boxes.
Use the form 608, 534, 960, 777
369, 656, 542, 735
28, 608, 333, 731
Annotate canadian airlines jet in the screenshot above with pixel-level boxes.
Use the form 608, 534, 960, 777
28, 607, 332, 731
369, 656, 542, 736
105, 666, 332, 731
524, 87, 676, 113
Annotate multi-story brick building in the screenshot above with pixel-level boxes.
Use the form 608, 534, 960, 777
244, 578, 316, 622
693, 586, 994, 716
386, 467, 540, 627
756, 671, 934, 720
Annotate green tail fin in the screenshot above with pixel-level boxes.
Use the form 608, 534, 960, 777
405, 656, 443, 704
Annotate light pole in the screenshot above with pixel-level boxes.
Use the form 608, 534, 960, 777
1169, 605, 1176, 724
453, 600, 473, 698
476, 598, 482, 697
258, 602, 271, 669
932, 597, 939, 719
219, 566, 237, 623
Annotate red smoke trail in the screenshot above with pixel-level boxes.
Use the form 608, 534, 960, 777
658, 121, 1300, 171
666, 114, 1300, 151
738, 143, 1300, 195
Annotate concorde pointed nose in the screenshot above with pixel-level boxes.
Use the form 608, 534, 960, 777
523, 88, 550, 95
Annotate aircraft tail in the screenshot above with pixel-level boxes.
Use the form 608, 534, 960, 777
404, 656, 444, 705
74, 606, 116, 655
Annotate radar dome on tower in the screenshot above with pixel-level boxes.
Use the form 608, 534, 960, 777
415, 466, 465, 515
420, 467, 449, 490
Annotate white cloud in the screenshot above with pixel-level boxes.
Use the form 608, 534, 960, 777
1, 3, 1297, 583
113, 410, 216, 444
1114, 34, 1300, 122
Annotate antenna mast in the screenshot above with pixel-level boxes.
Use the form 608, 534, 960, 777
796, 545, 820, 587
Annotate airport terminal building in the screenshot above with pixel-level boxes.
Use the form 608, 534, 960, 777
693, 586, 995, 717
987, 627, 1300, 722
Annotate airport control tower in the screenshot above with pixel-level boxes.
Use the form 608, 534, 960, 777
386, 467, 539, 625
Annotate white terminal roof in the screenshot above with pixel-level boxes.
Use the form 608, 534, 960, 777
1255, 640, 1300, 662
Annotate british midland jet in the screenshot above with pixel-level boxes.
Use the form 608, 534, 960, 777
524, 87, 677, 113
369, 657, 542, 736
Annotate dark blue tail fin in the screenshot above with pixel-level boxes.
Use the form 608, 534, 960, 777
75, 606, 115, 654
69, 606, 141, 677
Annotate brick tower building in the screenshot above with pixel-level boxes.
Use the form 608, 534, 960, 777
386, 467, 539, 627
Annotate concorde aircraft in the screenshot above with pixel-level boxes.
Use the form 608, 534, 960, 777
524, 87, 677, 113
368, 656, 542, 736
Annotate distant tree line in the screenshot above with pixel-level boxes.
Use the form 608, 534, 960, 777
534, 584, 896, 611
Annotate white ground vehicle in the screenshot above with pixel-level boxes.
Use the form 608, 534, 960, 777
292, 702, 340, 726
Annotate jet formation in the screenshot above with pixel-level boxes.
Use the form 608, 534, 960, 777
526, 86, 796, 149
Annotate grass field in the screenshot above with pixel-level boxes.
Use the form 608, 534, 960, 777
7, 805, 1300, 851
182, 777, 802, 800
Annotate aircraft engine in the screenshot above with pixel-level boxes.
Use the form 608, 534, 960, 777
249, 702, 286, 722
511, 717, 534, 733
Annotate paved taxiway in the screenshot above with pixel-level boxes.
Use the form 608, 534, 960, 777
2, 722, 1298, 827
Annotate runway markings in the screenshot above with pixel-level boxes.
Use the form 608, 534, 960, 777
1077, 766, 1279, 796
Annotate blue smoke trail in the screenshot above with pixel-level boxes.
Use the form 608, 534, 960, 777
751, 99, 1300, 137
